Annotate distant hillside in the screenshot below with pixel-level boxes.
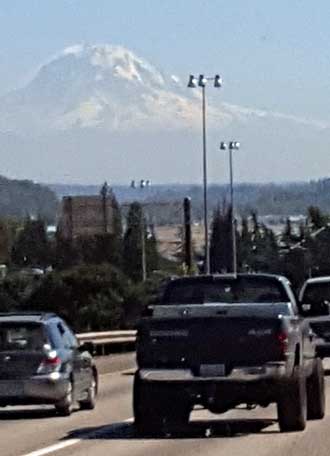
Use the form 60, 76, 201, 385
0, 176, 58, 222
49, 178, 330, 223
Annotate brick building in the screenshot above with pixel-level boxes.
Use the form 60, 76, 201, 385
57, 195, 115, 240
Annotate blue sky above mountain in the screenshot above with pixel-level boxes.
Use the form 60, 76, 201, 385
1, 1, 330, 121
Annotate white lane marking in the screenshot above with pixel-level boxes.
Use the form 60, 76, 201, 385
20, 439, 81, 456
21, 418, 134, 456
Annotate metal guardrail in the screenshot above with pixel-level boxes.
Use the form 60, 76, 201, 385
77, 330, 137, 355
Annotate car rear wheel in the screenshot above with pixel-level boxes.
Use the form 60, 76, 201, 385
55, 381, 74, 416
277, 366, 307, 432
307, 358, 325, 420
79, 373, 97, 410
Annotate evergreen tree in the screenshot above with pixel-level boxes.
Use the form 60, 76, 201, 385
145, 224, 159, 274
308, 206, 327, 230
238, 216, 253, 271
54, 234, 82, 270
123, 202, 147, 281
247, 213, 279, 273
251, 212, 261, 241
11, 218, 52, 268
282, 218, 293, 244
0, 219, 12, 264
105, 189, 123, 267
210, 205, 232, 273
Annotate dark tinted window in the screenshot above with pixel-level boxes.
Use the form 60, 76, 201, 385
301, 282, 330, 316
163, 278, 288, 305
0, 323, 47, 352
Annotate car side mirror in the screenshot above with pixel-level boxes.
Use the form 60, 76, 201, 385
79, 341, 96, 355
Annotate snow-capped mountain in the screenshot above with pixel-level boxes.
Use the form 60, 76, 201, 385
0, 43, 329, 184
3, 43, 325, 135
0, 44, 206, 134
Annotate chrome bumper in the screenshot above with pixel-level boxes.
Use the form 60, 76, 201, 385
139, 363, 287, 383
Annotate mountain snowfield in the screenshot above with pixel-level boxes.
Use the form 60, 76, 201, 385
0, 43, 235, 134
0, 43, 329, 184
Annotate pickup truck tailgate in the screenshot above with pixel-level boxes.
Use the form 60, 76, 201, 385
137, 311, 288, 375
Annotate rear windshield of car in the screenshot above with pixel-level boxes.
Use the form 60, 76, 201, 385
301, 282, 330, 315
163, 278, 288, 305
0, 323, 47, 352
302, 283, 330, 303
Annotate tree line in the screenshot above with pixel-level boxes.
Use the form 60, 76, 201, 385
208, 204, 330, 289
0, 175, 57, 222
0, 188, 329, 331
0, 195, 167, 332
51, 178, 330, 223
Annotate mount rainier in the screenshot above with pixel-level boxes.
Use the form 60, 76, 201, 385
0, 44, 328, 184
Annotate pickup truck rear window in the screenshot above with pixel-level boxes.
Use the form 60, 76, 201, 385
163, 278, 288, 305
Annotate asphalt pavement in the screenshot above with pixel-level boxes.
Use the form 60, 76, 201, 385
2, 353, 330, 456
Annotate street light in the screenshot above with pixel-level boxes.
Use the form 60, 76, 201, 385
220, 141, 240, 274
188, 74, 223, 274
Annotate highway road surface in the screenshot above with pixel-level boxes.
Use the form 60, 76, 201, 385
2, 353, 330, 456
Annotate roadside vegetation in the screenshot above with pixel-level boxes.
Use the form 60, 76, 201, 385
0, 186, 330, 332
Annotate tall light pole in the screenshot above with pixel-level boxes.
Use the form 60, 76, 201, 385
188, 74, 223, 274
220, 141, 240, 274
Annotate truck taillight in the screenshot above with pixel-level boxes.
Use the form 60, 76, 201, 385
36, 352, 61, 375
277, 332, 289, 357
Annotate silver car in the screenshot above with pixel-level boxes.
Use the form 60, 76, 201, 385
0, 312, 98, 415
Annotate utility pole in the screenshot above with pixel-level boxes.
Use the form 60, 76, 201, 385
183, 197, 192, 272
141, 217, 147, 282
188, 74, 223, 274
100, 181, 109, 234
220, 141, 240, 275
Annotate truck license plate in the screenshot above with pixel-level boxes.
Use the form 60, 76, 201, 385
200, 364, 225, 377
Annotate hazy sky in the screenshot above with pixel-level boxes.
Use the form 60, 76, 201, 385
1, 0, 330, 122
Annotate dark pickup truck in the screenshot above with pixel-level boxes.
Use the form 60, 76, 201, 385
134, 273, 325, 434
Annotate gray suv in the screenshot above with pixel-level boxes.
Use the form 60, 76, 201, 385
0, 312, 98, 415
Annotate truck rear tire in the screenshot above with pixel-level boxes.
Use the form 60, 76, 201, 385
133, 373, 190, 435
307, 358, 325, 420
133, 373, 163, 435
277, 366, 307, 432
